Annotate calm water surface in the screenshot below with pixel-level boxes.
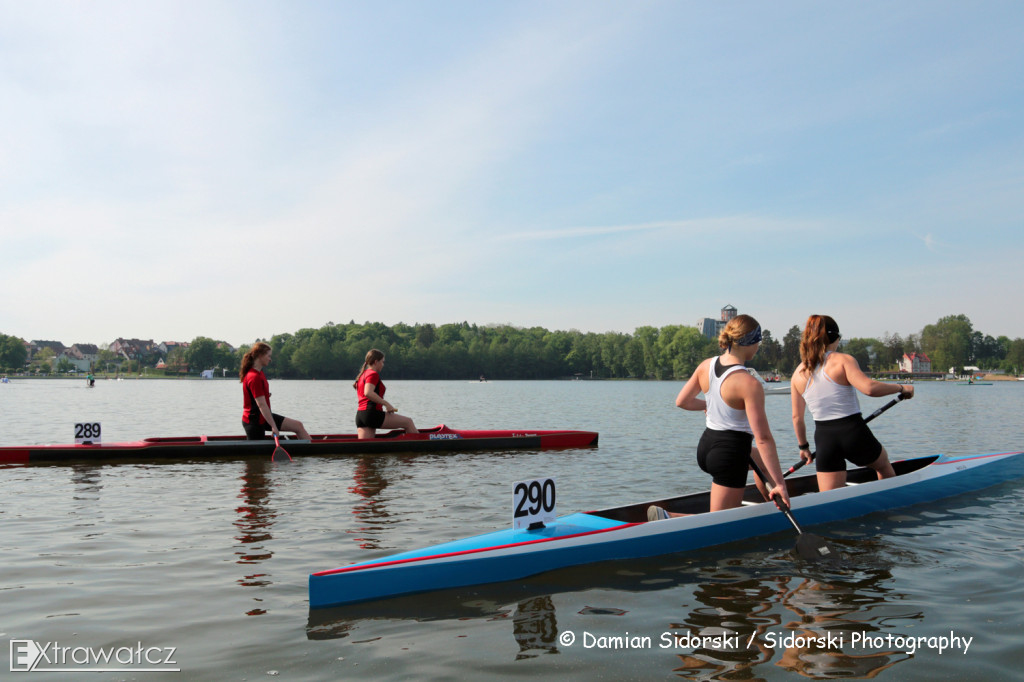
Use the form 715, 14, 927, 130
2, 379, 1023, 680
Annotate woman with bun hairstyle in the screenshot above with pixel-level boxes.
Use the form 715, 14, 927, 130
650, 314, 789, 519
791, 315, 913, 491
239, 341, 311, 441
354, 349, 419, 439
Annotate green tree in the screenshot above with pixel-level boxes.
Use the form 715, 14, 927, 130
1004, 338, 1024, 376
921, 314, 973, 374
96, 348, 118, 375
186, 337, 235, 374
780, 325, 802, 375
0, 334, 28, 371
33, 347, 55, 374
879, 332, 905, 371
842, 338, 874, 372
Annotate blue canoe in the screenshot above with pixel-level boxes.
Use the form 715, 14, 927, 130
309, 450, 1024, 608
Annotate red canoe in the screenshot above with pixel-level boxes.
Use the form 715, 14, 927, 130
0, 425, 599, 464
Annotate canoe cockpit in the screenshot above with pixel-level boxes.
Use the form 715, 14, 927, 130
586, 455, 941, 524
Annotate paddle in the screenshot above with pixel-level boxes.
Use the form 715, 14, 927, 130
271, 433, 292, 463
785, 394, 906, 478
747, 456, 836, 560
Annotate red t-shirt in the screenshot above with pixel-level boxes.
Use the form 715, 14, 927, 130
356, 369, 385, 412
243, 369, 271, 424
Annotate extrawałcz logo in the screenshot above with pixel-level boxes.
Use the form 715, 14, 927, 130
9, 639, 179, 673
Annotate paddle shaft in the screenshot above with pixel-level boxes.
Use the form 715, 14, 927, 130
747, 456, 804, 534
748, 456, 837, 559
785, 394, 905, 478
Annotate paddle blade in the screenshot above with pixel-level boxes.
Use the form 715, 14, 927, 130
794, 532, 835, 560
272, 434, 292, 463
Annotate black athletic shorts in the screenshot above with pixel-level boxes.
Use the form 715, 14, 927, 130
355, 409, 386, 429
242, 413, 286, 440
697, 428, 754, 489
813, 413, 883, 473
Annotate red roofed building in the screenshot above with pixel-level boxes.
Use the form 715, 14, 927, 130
900, 352, 931, 374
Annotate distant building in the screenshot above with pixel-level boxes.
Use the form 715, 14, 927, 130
62, 343, 99, 372
697, 304, 739, 340
110, 338, 156, 360
900, 352, 931, 373
158, 341, 190, 355
29, 340, 66, 359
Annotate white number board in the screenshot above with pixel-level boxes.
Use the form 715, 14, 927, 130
513, 476, 556, 530
74, 422, 102, 445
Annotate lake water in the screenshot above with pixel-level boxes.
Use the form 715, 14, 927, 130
2, 378, 1023, 680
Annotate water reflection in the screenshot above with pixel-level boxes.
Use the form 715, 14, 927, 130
667, 567, 916, 679
511, 596, 559, 659
233, 460, 278, 614
69, 464, 105, 538
772, 575, 913, 677
345, 455, 392, 550
307, 550, 920, 678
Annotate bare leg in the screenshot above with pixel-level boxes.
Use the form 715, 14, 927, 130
382, 413, 418, 434
868, 446, 896, 479
357, 427, 376, 440
816, 470, 846, 491
281, 417, 310, 440
709, 482, 746, 512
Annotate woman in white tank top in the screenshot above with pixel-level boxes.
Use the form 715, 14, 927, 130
791, 315, 914, 491
649, 314, 789, 517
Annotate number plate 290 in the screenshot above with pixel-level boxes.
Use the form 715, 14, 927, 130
513, 477, 556, 530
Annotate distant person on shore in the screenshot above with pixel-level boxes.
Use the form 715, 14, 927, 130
649, 314, 789, 519
239, 342, 310, 441
791, 315, 913, 491
354, 349, 418, 439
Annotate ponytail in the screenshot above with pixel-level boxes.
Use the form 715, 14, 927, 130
239, 341, 271, 382
353, 349, 385, 391
799, 315, 840, 376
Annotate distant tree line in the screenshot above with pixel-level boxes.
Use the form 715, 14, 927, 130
3, 314, 1023, 379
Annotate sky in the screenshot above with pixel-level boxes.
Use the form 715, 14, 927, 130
2, 0, 1023, 348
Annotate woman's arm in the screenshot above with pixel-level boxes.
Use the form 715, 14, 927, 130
790, 364, 812, 464
840, 354, 913, 399
742, 377, 790, 506
676, 359, 709, 412
363, 382, 396, 412
254, 395, 278, 435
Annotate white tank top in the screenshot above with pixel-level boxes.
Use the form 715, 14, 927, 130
705, 358, 753, 434
803, 352, 861, 421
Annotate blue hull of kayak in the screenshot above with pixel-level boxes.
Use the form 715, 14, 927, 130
309, 450, 1024, 608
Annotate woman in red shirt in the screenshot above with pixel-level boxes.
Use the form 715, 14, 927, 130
239, 342, 311, 441
354, 349, 418, 439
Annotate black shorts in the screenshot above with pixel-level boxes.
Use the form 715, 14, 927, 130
355, 409, 386, 429
242, 413, 286, 440
697, 428, 754, 489
813, 413, 883, 473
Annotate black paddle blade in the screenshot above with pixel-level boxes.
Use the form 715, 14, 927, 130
272, 445, 292, 463
794, 532, 835, 560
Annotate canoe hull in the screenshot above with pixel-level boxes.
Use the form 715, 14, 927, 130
309, 450, 1024, 608
0, 425, 598, 464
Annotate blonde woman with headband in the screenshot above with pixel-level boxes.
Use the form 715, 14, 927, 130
791, 315, 913, 491
353, 349, 419, 439
649, 314, 789, 518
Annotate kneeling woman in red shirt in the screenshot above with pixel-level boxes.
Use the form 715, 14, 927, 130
239, 342, 311, 441
354, 349, 419, 439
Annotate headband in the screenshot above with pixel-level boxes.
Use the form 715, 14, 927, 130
735, 325, 762, 347
825, 319, 841, 343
